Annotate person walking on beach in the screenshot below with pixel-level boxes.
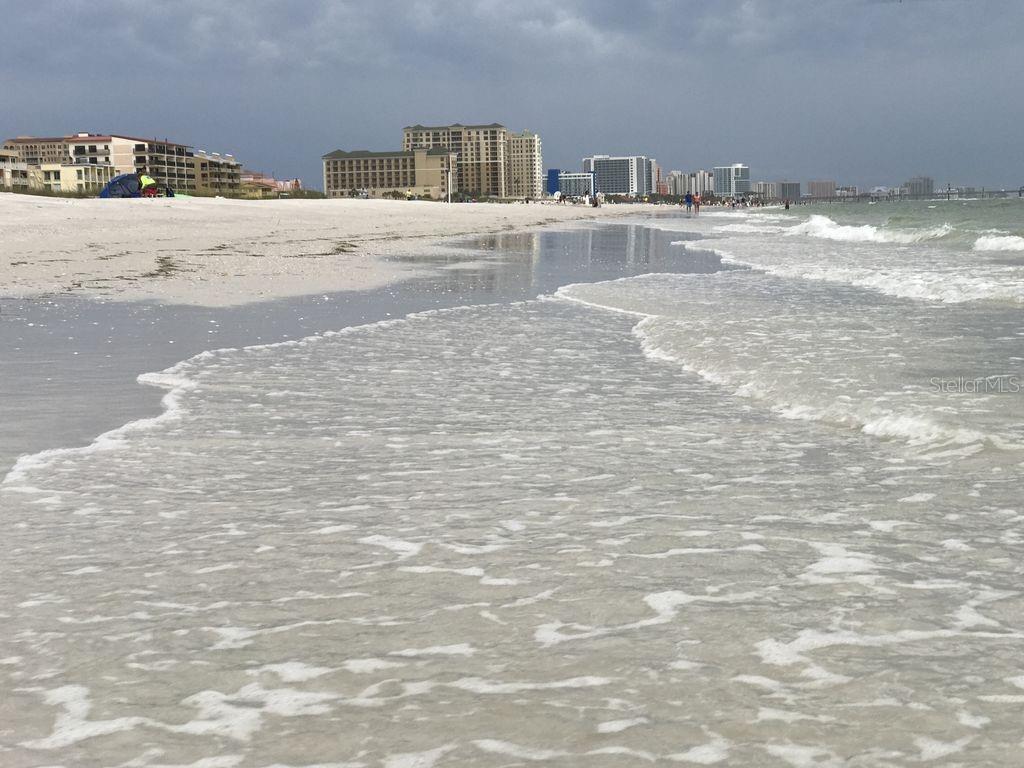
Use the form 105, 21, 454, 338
693, 194, 701, 215
684, 192, 693, 214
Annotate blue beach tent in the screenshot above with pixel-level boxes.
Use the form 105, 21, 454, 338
98, 174, 142, 198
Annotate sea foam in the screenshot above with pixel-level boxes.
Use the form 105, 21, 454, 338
786, 214, 953, 244
974, 234, 1024, 252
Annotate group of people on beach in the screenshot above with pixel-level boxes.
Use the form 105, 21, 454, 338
681, 194, 791, 212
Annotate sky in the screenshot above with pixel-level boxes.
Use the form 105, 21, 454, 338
3, 0, 1022, 191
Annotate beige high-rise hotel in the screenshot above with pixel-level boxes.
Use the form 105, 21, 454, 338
506, 130, 543, 199
403, 123, 507, 198
401, 123, 543, 200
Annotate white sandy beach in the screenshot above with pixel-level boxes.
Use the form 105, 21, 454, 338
0, 194, 653, 306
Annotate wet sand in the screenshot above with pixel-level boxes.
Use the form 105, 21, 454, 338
0, 194, 658, 306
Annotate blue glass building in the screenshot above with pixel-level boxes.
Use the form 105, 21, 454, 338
546, 168, 561, 195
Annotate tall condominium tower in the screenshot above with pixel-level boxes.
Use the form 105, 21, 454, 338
506, 130, 543, 199
401, 123, 501, 198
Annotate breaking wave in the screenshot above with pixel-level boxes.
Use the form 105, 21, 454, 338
973, 234, 1024, 252
787, 215, 953, 244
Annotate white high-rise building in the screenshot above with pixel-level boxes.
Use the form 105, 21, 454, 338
713, 164, 751, 197
667, 169, 714, 195
667, 170, 686, 196
557, 171, 595, 198
690, 170, 714, 194
582, 155, 654, 196
663, 171, 712, 195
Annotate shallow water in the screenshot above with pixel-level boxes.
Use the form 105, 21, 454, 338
2, 206, 1023, 766
0, 222, 711, 475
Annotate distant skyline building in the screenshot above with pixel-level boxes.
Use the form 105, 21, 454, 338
713, 164, 750, 197
582, 154, 654, 196
667, 169, 714, 195
690, 170, 714, 195
322, 148, 457, 200
904, 176, 935, 197
506, 129, 543, 199
654, 162, 669, 196
403, 122, 544, 199
650, 160, 661, 195
778, 181, 801, 200
807, 179, 837, 198
666, 170, 685, 196
403, 123, 508, 198
557, 171, 595, 198
546, 168, 561, 196
753, 180, 803, 200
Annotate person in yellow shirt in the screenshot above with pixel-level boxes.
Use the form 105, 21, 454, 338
137, 171, 158, 197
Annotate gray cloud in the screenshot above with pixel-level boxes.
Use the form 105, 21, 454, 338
3, 0, 1021, 189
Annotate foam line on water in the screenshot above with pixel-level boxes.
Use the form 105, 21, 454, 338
0, 301, 514, 491
553, 276, 1020, 452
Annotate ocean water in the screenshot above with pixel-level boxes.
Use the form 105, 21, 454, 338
2, 203, 1023, 766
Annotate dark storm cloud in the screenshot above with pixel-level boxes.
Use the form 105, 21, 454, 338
3, 0, 1022, 189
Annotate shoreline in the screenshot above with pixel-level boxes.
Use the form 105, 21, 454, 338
0, 194, 661, 308
0, 218, 715, 477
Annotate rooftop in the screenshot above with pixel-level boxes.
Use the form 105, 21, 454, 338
66, 133, 191, 148
194, 149, 240, 163
403, 123, 506, 131
322, 148, 454, 160
5, 136, 67, 144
